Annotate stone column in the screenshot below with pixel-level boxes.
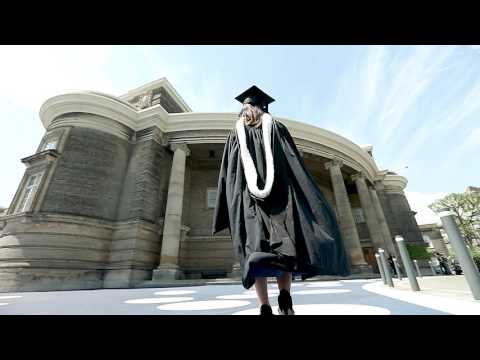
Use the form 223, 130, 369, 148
370, 183, 398, 258
153, 143, 190, 281
325, 159, 368, 268
351, 172, 385, 253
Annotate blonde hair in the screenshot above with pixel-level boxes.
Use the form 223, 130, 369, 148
239, 103, 264, 128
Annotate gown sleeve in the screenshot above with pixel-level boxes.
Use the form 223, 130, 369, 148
211, 130, 233, 236
276, 120, 340, 232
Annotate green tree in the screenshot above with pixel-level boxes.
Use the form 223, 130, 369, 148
429, 192, 480, 247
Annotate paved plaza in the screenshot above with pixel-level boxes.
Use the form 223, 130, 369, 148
1, 277, 479, 315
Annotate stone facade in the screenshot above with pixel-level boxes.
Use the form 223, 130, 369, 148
0, 77, 427, 292
419, 223, 450, 256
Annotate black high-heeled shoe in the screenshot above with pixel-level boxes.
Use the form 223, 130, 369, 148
259, 304, 273, 316
277, 289, 295, 315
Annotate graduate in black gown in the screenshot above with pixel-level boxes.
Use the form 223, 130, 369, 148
212, 86, 350, 315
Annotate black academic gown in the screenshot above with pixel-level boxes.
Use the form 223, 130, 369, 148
212, 118, 350, 289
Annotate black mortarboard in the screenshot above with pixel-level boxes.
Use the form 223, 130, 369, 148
235, 85, 275, 112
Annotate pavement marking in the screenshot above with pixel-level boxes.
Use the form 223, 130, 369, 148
217, 294, 260, 300
0, 296, 22, 300
362, 281, 480, 315
157, 300, 251, 311
232, 304, 391, 315
269, 283, 303, 288
217, 291, 282, 300
306, 282, 343, 288
243, 289, 280, 295
154, 290, 196, 296
341, 279, 377, 283
292, 289, 351, 295
125, 297, 194, 304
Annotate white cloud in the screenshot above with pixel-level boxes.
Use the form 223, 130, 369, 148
466, 128, 480, 145
378, 46, 456, 144
351, 46, 387, 134
435, 127, 480, 174
0, 46, 118, 208
439, 80, 480, 133
0, 45, 114, 111
405, 191, 448, 225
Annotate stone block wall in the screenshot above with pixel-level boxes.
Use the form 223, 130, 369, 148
385, 192, 424, 244
0, 120, 172, 291
179, 164, 234, 278
116, 130, 172, 223
103, 220, 163, 288
0, 213, 113, 292
41, 127, 130, 221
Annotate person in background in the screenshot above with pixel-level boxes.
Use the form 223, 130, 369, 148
387, 254, 396, 275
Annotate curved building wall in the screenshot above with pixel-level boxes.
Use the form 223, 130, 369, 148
386, 192, 424, 243
41, 124, 130, 220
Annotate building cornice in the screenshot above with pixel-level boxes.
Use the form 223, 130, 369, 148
118, 77, 192, 112
40, 91, 383, 182
40, 92, 141, 130
383, 174, 408, 192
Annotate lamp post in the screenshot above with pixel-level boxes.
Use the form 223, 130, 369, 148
414, 259, 422, 278
428, 261, 437, 276
379, 248, 394, 287
439, 209, 480, 301
375, 253, 386, 285
393, 257, 402, 280
395, 235, 420, 291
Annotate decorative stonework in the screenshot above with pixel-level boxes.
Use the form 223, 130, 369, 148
351, 172, 366, 182
132, 91, 153, 110
21, 149, 59, 167
170, 143, 191, 157
383, 174, 408, 194
136, 127, 169, 146
324, 157, 343, 170
373, 180, 385, 191
153, 128, 169, 146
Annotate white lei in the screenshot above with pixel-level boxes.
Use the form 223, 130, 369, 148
235, 113, 275, 199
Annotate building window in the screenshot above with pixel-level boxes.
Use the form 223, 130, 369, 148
207, 188, 217, 209
352, 207, 365, 223
43, 138, 59, 151
15, 173, 43, 213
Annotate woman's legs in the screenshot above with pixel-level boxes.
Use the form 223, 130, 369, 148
276, 272, 295, 315
254, 277, 269, 305
276, 272, 292, 292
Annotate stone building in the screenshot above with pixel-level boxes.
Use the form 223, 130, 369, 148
419, 223, 450, 256
0, 78, 426, 292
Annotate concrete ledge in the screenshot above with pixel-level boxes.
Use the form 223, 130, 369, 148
103, 269, 153, 289
0, 268, 103, 293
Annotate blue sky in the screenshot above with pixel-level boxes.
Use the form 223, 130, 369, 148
0, 45, 479, 224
